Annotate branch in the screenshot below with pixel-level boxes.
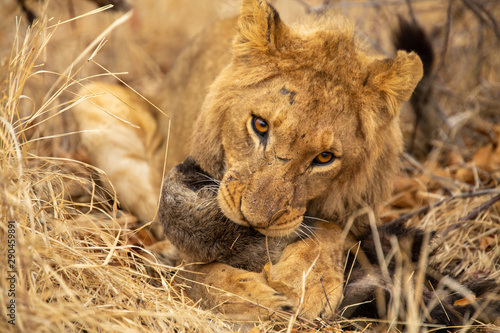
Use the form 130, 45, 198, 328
388, 188, 500, 226
462, 0, 500, 39
441, 193, 500, 237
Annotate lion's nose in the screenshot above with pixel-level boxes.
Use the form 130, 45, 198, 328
240, 204, 278, 228
240, 186, 294, 229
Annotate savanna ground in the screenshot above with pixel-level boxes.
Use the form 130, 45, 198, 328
0, 0, 499, 332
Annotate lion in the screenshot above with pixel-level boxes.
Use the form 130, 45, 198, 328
73, 0, 424, 321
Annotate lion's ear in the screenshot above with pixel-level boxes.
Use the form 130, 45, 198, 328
365, 51, 423, 118
233, 0, 289, 59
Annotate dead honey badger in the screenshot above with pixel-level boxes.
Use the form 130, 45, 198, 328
159, 157, 500, 328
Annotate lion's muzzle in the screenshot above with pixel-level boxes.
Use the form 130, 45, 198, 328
217, 168, 306, 237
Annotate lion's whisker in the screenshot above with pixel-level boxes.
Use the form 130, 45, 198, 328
195, 197, 218, 210
195, 172, 221, 184
294, 230, 309, 243
303, 215, 329, 223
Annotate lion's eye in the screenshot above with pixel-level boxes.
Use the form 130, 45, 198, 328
313, 152, 335, 165
252, 116, 269, 136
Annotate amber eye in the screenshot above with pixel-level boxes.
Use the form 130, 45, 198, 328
252, 116, 269, 136
313, 152, 335, 165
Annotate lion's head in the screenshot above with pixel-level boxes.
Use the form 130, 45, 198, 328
191, 0, 423, 237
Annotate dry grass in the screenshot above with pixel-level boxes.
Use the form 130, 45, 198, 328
0, 0, 499, 332
0, 4, 233, 333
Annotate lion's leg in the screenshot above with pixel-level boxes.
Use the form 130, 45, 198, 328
184, 262, 296, 321
73, 82, 164, 222
264, 222, 345, 320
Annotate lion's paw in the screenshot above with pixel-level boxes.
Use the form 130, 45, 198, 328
216, 273, 297, 319
186, 263, 297, 321
265, 261, 343, 320
263, 224, 345, 320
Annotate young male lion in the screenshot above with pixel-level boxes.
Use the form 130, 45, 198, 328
74, 0, 424, 321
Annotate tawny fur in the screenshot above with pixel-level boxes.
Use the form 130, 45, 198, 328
73, 0, 423, 321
